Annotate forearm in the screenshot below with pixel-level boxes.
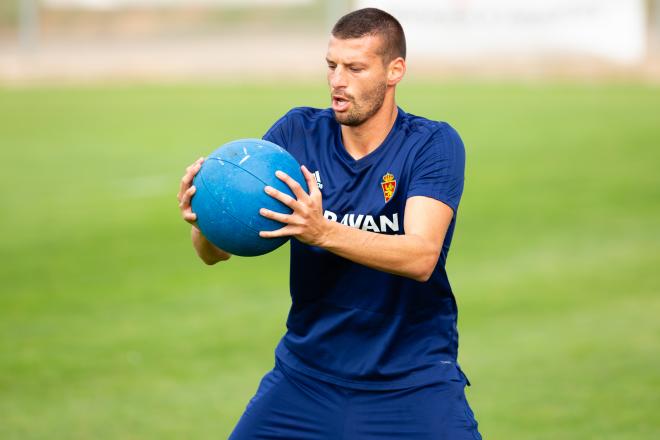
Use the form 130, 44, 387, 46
320, 219, 439, 282
258, 170, 448, 282
191, 226, 231, 265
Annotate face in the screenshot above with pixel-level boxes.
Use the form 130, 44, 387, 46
326, 35, 389, 127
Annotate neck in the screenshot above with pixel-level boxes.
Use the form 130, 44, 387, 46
340, 92, 398, 160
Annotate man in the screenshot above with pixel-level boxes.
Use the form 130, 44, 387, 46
177, 7, 481, 440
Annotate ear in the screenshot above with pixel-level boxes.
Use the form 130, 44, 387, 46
387, 57, 406, 86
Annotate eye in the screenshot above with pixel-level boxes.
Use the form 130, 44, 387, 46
327, 63, 337, 70
349, 66, 363, 73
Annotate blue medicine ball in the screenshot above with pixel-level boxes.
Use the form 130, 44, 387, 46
191, 138, 308, 257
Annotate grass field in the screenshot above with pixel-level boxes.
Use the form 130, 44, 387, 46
1, 81, 658, 439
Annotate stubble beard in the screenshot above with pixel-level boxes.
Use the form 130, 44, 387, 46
333, 80, 387, 127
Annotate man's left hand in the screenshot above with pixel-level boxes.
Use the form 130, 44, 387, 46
259, 165, 328, 246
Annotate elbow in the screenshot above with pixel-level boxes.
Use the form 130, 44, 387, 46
200, 252, 231, 265
411, 268, 433, 283
191, 227, 231, 265
410, 248, 440, 283
201, 256, 219, 266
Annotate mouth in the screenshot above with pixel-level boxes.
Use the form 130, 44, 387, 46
332, 94, 351, 112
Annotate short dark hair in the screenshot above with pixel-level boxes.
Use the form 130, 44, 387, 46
331, 8, 406, 62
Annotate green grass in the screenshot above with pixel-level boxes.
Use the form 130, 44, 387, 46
0, 81, 658, 439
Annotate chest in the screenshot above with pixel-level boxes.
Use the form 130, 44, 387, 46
290, 137, 422, 235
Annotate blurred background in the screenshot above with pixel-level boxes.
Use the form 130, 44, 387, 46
2, 0, 660, 81
1, 1, 658, 439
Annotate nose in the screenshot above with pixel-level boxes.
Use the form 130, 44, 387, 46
329, 65, 348, 90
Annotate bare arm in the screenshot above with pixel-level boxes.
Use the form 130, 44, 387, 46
190, 224, 231, 265
259, 166, 452, 282
320, 196, 451, 281
177, 157, 231, 265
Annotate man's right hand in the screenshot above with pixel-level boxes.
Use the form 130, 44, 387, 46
177, 157, 231, 264
177, 157, 204, 225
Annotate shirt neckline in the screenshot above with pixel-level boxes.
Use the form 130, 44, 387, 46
333, 106, 405, 169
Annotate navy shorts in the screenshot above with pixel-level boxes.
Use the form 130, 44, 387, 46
229, 359, 482, 440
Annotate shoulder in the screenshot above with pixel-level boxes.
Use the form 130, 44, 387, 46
400, 110, 462, 141
273, 106, 335, 128
399, 110, 464, 158
264, 107, 335, 149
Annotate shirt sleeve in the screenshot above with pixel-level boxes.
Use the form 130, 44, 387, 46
263, 112, 291, 150
407, 122, 466, 214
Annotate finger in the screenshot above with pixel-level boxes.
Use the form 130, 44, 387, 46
180, 186, 196, 207
189, 157, 204, 169
180, 171, 194, 194
259, 226, 295, 238
259, 208, 292, 224
275, 170, 310, 202
190, 161, 203, 178
178, 186, 194, 208
180, 160, 203, 194
300, 165, 319, 196
264, 185, 298, 209
182, 206, 197, 225
183, 211, 197, 222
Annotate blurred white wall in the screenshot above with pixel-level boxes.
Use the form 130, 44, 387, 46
359, 0, 647, 64
43, 0, 313, 8
2, 0, 657, 83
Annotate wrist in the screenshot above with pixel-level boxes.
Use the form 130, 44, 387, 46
191, 224, 203, 239
316, 217, 336, 249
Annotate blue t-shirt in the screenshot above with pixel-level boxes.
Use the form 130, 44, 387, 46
263, 106, 466, 390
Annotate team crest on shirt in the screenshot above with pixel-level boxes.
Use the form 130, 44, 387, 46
380, 172, 397, 203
